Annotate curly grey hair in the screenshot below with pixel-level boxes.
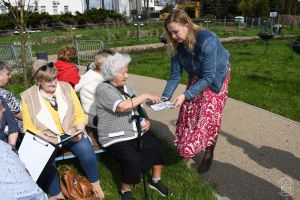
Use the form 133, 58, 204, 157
0, 61, 12, 73
101, 52, 131, 81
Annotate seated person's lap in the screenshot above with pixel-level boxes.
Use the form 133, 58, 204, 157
106, 133, 166, 168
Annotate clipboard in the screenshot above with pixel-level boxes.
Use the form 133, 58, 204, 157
18, 130, 83, 187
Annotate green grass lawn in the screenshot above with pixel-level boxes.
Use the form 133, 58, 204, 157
129, 39, 300, 122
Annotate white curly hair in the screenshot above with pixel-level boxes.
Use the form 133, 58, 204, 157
101, 52, 131, 81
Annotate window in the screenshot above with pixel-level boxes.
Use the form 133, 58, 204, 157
53, 6, 58, 14
28, 6, 34, 12
41, 6, 46, 13
154, 0, 163, 6
53, 1, 60, 6
64, 6, 69, 13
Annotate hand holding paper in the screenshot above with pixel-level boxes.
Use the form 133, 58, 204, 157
150, 101, 175, 111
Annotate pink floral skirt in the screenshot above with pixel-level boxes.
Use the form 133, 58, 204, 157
174, 70, 231, 158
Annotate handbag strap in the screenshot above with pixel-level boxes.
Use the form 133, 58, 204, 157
57, 165, 74, 176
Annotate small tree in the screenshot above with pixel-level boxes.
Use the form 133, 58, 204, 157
0, 0, 29, 88
238, 0, 256, 17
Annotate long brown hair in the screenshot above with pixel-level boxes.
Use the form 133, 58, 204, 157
164, 9, 201, 53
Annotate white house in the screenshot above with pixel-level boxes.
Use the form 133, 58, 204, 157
109, 0, 131, 17
0, 0, 85, 15
143, 0, 165, 11
100, 0, 165, 17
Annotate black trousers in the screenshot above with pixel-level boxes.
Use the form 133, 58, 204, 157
106, 133, 167, 184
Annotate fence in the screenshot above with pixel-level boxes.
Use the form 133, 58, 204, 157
0, 18, 267, 37
279, 14, 300, 28
75, 40, 104, 66
0, 45, 32, 72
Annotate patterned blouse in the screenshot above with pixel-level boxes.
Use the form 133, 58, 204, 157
0, 87, 23, 132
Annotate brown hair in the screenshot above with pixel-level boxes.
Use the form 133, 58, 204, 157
164, 9, 201, 53
57, 46, 77, 62
32, 59, 57, 83
94, 49, 115, 72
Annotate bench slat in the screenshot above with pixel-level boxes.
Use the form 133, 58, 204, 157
55, 148, 105, 161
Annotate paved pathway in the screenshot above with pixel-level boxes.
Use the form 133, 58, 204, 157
129, 74, 300, 200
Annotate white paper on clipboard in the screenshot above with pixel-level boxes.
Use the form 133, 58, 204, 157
18, 131, 57, 182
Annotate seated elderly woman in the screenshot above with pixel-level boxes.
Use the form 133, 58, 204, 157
75, 50, 114, 128
0, 61, 23, 135
95, 52, 172, 200
21, 60, 104, 200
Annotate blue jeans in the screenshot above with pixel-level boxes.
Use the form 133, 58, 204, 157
46, 135, 99, 196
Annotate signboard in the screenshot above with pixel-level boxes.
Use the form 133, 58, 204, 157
270, 12, 278, 18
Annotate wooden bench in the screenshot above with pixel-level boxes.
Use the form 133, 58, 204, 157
55, 128, 105, 161
223, 26, 236, 35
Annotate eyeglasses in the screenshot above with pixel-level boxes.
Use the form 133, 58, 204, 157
34, 62, 54, 78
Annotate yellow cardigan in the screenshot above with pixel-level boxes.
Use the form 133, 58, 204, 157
22, 85, 87, 135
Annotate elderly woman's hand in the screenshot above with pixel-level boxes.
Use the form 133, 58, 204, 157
145, 93, 160, 104
141, 119, 151, 132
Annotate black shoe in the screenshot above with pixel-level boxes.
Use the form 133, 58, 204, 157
198, 147, 214, 173
121, 191, 134, 200
149, 180, 173, 197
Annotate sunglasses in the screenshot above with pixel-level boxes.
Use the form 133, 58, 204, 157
34, 62, 54, 78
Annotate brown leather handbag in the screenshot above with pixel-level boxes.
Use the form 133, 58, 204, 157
58, 165, 100, 200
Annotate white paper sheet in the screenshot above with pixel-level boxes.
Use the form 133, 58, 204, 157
18, 132, 57, 182
150, 101, 175, 111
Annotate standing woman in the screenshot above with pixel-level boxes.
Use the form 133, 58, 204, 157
162, 9, 231, 173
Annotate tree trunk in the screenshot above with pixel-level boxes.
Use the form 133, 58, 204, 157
19, 0, 28, 88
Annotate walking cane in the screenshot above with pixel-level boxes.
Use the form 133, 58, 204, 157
110, 83, 149, 200
132, 113, 148, 200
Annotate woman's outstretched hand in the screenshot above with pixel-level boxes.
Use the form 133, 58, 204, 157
173, 94, 186, 108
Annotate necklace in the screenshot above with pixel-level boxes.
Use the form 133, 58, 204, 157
39, 90, 58, 111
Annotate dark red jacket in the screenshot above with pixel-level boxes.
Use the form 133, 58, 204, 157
54, 60, 80, 87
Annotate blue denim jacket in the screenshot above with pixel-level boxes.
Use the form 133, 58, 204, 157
162, 30, 230, 100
